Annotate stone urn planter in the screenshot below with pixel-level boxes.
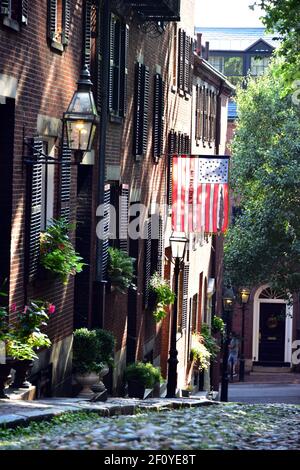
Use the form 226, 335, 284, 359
75, 372, 100, 398
11, 360, 34, 389
91, 365, 110, 401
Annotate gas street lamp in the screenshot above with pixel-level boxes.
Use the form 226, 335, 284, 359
220, 286, 235, 402
166, 232, 188, 398
238, 287, 250, 381
63, 66, 99, 164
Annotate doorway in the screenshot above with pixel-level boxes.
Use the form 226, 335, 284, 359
259, 302, 286, 363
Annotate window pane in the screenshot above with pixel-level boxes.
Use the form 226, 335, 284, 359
209, 56, 224, 73
250, 56, 270, 76
224, 56, 243, 76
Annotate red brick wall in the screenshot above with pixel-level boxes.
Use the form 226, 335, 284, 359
0, 1, 83, 344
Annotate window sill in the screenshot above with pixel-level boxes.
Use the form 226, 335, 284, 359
178, 89, 185, 97
109, 114, 123, 124
171, 84, 177, 94
184, 93, 190, 101
50, 41, 64, 53
3, 17, 20, 32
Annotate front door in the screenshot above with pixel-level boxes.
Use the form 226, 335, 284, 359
259, 303, 286, 363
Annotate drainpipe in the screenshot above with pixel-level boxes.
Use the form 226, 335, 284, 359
93, 0, 110, 328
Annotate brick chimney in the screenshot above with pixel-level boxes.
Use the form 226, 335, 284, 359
196, 33, 202, 56
204, 41, 209, 61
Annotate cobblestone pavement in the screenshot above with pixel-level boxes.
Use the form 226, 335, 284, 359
1, 403, 299, 450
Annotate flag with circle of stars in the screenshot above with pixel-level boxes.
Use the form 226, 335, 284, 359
172, 155, 229, 234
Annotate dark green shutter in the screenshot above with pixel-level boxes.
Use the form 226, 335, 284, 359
48, 0, 57, 41
62, 0, 71, 45
21, 0, 28, 24
96, 5, 102, 113
182, 263, 190, 329
120, 23, 129, 117
60, 141, 71, 221
27, 138, 43, 280
119, 183, 129, 253
157, 215, 164, 277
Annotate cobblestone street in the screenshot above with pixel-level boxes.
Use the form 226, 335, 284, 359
0, 403, 299, 450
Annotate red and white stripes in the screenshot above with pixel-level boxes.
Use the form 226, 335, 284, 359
172, 155, 229, 234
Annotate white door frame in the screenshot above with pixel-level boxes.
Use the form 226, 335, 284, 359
252, 285, 293, 364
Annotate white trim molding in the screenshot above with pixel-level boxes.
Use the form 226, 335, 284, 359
252, 284, 293, 364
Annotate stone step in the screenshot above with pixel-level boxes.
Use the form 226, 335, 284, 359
252, 366, 291, 374
4, 385, 36, 400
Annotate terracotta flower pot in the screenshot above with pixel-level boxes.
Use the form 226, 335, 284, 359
12, 360, 34, 389
74, 372, 100, 398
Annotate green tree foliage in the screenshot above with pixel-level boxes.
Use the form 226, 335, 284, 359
251, 0, 300, 92
224, 63, 300, 293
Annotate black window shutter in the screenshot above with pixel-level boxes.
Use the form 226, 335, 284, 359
184, 32, 190, 93
101, 184, 111, 280
0, 1, 9, 15
119, 183, 129, 253
21, 0, 28, 24
157, 214, 164, 277
62, 0, 71, 45
83, 0, 92, 67
182, 263, 190, 329
48, 0, 57, 41
27, 138, 43, 280
108, 14, 121, 114
143, 218, 152, 308
167, 130, 176, 206
60, 140, 72, 222
153, 73, 164, 161
133, 62, 149, 158
96, 5, 102, 113
142, 66, 150, 155
120, 23, 129, 117
177, 28, 184, 90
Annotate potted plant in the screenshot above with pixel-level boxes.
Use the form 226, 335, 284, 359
73, 328, 114, 398
40, 218, 85, 285
0, 300, 15, 398
10, 301, 54, 389
149, 272, 175, 322
181, 384, 194, 397
190, 333, 211, 371
125, 362, 163, 399
200, 323, 220, 360
212, 316, 225, 335
107, 247, 136, 293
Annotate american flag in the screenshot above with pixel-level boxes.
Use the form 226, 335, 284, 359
171, 155, 229, 234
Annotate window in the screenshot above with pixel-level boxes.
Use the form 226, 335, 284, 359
41, 141, 55, 231
109, 14, 129, 118
1, 0, 28, 30
209, 55, 243, 77
195, 85, 217, 146
250, 56, 270, 76
47, 0, 71, 51
191, 294, 198, 332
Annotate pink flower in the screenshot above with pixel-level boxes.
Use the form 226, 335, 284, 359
48, 304, 56, 315
10, 303, 17, 313
23, 306, 28, 314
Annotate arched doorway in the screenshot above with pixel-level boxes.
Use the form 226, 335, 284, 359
252, 285, 293, 366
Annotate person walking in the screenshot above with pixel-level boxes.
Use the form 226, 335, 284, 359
228, 332, 239, 381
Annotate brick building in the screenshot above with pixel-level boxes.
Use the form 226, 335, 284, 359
0, 0, 233, 397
